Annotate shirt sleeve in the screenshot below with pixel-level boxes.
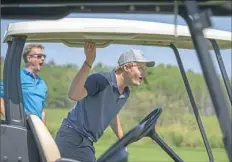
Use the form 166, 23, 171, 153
84, 73, 109, 96
0, 81, 4, 98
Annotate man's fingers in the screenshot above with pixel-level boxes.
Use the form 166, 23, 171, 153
85, 42, 88, 47
90, 42, 95, 49
89, 43, 93, 49
85, 41, 96, 52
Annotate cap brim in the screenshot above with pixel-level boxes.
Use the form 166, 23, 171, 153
145, 61, 155, 67
137, 59, 155, 67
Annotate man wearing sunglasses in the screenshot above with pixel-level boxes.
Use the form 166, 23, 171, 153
0, 44, 48, 123
55, 42, 155, 162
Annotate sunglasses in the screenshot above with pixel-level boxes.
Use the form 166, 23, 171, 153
29, 54, 46, 59
131, 63, 147, 71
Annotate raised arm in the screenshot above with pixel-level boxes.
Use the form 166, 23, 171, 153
68, 42, 96, 101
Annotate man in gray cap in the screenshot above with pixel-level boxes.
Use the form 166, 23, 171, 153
55, 42, 155, 162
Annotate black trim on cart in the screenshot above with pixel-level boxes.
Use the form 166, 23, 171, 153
3, 37, 26, 127
1, 1, 231, 19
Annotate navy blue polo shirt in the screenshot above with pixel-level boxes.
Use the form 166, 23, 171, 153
0, 67, 48, 119
62, 70, 130, 142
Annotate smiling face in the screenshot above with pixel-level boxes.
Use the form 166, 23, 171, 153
23, 45, 46, 74
122, 62, 147, 86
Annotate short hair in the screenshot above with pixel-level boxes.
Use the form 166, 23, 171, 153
114, 66, 123, 74
22, 44, 44, 63
114, 62, 134, 74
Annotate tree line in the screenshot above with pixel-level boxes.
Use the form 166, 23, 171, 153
1, 56, 230, 117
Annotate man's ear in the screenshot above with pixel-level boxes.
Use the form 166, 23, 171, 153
122, 65, 128, 72
26, 55, 31, 62
123, 63, 133, 72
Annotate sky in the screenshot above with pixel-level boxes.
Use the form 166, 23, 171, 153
1, 13, 231, 77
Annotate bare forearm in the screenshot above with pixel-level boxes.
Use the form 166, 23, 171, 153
42, 110, 46, 124
0, 98, 5, 117
68, 62, 91, 101
111, 115, 124, 139
68, 42, 96, 101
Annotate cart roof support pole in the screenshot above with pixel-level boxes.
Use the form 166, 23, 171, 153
181, 1, 232, 161
170, 43, 214, 162
209, 39, 232, 104
3, 37, 26, 127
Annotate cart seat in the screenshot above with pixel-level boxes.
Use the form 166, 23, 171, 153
28, 114, 80, 162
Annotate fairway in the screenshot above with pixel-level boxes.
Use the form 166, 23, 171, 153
45, 108, 229, 162
95, 141, 229, 162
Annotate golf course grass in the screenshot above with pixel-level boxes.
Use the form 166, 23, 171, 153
95, 140, 229, 162
45, 108, 229, 162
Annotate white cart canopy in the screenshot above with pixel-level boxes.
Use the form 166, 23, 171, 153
3, 18, 232, 49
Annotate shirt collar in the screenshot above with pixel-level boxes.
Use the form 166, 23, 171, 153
110, 70, 130, 95
22, 67, 39, 79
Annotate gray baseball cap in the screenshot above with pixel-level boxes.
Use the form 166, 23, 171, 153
118, 49, 155, 67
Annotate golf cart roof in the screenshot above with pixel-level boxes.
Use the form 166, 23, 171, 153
3, 18, 232, 49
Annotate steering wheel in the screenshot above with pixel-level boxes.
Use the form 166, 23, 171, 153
97, 107, 162, 162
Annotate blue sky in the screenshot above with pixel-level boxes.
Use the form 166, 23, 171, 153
1, 13, 231, 77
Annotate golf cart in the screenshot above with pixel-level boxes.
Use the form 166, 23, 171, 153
1, 17, 231, 162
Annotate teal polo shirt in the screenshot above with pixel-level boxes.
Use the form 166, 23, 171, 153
0, 67, 48, 119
